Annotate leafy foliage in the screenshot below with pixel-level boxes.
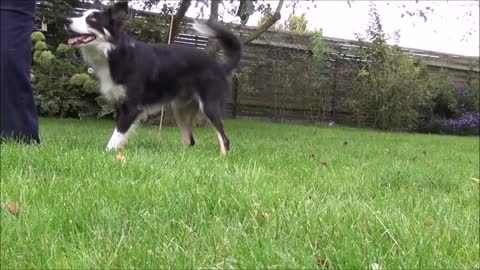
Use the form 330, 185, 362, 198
30, 32, 109, 118
346, 5, 433, 130
35, 0, 87, 46
256, 11, 278, 30
310, 29, 327, 69
124, 15, 170, 43
427, 69, 458, 118
284, 13, 308, 33
463, 77, 479, 113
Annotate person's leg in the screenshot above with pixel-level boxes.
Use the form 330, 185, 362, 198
0, 0, 40, 144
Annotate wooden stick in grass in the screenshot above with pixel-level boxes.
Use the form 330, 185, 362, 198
158, 14, 175, 142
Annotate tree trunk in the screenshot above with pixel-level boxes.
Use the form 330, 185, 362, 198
166, 0, 192, 42
242, 0, 284, 44
206, 0, 220, 56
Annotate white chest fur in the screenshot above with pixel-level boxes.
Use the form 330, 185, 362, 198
80, 45, 126, 103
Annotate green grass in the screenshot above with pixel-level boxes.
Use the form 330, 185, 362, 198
1, 118, 479, 269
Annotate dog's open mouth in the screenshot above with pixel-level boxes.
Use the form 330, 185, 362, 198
67, 34, 96, 46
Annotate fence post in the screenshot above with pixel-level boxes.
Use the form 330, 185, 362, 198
232, 75, 239, 119
331, 56, 339, 122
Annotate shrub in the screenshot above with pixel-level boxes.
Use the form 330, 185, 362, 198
346, 5, 432, 130
285, 13, 308, 33
125, 16, 169, 43
418, 113, 479, 136
83, 79, 98, 94
33, 50, 42, 64
56, 43, 74, 55
31, 34, 110, 118
31, 31, 46, 43
69, 73, 90, 87
464, 78, 479, 113
311, 29, 327, 70
39, 51, 55, 67
428, 69, 458, 118
34, 41, 48, 51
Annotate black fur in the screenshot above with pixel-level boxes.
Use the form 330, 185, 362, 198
67, 2, 242, 153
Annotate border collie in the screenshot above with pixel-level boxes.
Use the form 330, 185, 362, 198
66, 2, 242, 155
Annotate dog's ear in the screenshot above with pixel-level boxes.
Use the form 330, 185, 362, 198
109, 1, 129, 24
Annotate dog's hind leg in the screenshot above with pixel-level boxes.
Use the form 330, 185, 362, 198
200, 99, 230, 155
172, 99, 199, 147
107, 102, 141, 151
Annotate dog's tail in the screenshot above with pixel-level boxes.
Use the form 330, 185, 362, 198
193, 20, 242, 73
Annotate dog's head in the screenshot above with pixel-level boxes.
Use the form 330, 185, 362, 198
65, 2, 128, 47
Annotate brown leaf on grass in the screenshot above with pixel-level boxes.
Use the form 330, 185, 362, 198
317, 259, 331, 268
424, 218, 435, 227
7, 203, 20, 216
115, 152, 126, 164
307, 195, 314, 204
470, 178, 480, 184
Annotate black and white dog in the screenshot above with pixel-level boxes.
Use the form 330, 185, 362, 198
66, 2, 242, 155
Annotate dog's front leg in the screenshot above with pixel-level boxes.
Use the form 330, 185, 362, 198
106, 102, 141, 151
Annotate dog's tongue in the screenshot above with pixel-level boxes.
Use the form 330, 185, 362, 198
68, 35, 93, 45
68, 36, 83, 45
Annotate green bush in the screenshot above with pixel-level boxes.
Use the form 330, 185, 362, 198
34, 41, 48, 51
346, 5, 433, 130
56, 43, 74, 55
31, 34, 110, 118
39, 51, 55, 67
69, 73, 90, 87
428, 69, 458, 118
33, 50, 42, 64
464, 78, 479, 113
83, 79, 98, 94
125, 16, 169, 43
31, 31, 46, 43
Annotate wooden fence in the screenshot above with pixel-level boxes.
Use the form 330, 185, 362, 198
151, 18, 480, 125
35, 2, 480, 125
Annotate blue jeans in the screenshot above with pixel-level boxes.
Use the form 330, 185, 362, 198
0, 0, 40, 144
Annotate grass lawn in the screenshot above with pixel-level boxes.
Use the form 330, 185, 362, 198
1, 118, 479, 269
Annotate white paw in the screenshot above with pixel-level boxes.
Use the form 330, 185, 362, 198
106, 142, 121, 151
106, 128, 127, 151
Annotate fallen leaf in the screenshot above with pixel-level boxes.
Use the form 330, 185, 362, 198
470, 178, 479, 184
424, 218, 435, 227
307, 195, 314, 204
262, 212, 270, 221
115, 152, 126, 164
317, 259, 330, 268
7, 203, 20, 216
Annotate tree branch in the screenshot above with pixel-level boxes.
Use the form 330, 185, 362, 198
242, 0, 284, 45
167, 0, 192, 42
207, 0, 220, 55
